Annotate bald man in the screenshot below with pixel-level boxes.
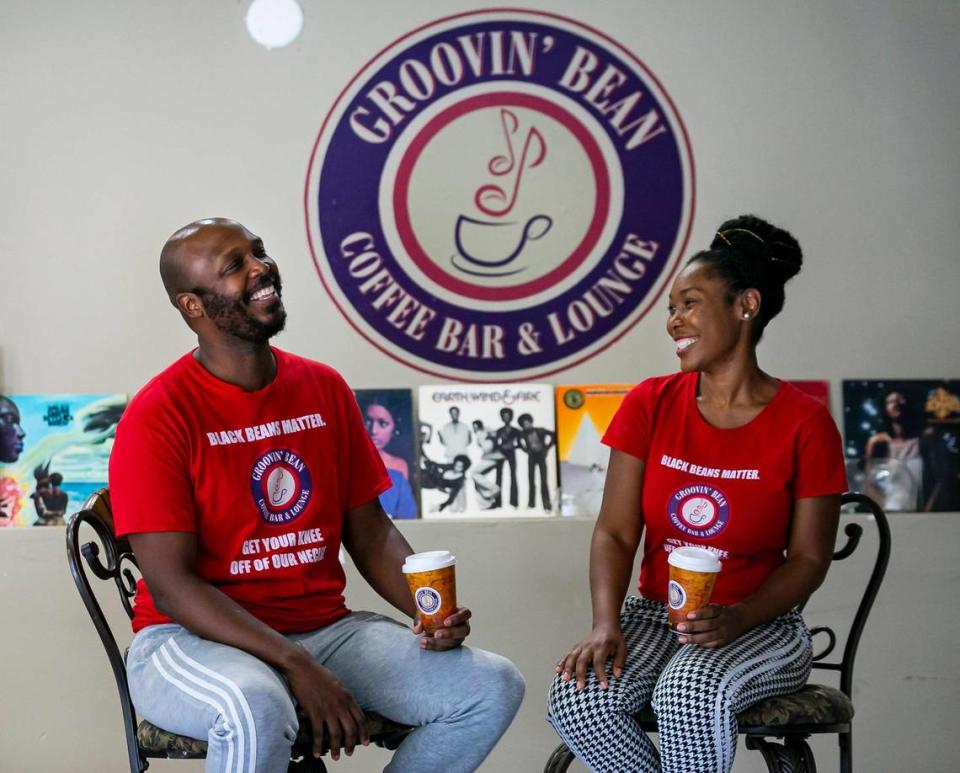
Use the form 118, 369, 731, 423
110, 219, 523, 773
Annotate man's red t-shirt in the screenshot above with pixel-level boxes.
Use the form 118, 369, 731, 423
603, 372, 847, 607
110, 348, 390, 633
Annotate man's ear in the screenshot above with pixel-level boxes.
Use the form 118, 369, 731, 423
175, 292, 204, 320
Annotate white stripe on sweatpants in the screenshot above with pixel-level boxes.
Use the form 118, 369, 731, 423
152, 641, 257, 773
713, 630, 808, 771
151, 650, 240, 773
167, 639, 259, 773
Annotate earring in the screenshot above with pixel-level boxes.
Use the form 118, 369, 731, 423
743, 313, 750, 319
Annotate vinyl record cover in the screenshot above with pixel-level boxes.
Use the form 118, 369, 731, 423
555, 384, 634, 517
354, 389, 418, 519
0, 394, 126, 527
843, 380, 960, 512
418, 384, 557, 518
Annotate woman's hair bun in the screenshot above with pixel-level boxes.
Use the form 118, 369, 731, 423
710, 214, 802, 283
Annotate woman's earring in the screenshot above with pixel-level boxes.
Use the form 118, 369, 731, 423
743, 313, 750, 319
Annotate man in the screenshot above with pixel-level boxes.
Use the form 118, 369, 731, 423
517, 413, 555, 511
0, 395, 25, 464
493, 407, 521, 508
438, 405, 471, 462
110, 218, 523, 773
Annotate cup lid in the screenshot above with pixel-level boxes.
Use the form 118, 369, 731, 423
667, 546, 721, 573
402, 550, 456, 573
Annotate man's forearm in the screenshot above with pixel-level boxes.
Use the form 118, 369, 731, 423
344, 502, 417, 618
152, 573, 308, 673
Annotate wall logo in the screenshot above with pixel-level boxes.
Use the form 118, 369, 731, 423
668, 484, 730, 538
250, 449, 314, 525
306, 9, 694, 379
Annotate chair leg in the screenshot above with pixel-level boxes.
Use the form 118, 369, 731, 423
839, 730, 852, 773
745, 736, 816, 773
544, 741, 576, 773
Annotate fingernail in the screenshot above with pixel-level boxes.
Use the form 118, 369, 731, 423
677, 624, 686, 632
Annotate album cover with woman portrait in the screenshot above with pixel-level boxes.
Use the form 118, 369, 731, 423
555, 384, 634, 517
0, 393, 127, 528
354, 389, 419, 519
418, 384, 557, 518
842, 380, 960, 512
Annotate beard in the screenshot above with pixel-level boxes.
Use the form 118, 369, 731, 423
198, 278, 287, 344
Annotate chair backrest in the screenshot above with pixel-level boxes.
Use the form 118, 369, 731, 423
801, 492, 891, 698
66, 487, 144, 772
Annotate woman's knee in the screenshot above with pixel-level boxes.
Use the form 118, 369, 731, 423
651, 662, 719, 720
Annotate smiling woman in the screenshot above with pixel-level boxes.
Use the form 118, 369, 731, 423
547, 214, 847, 773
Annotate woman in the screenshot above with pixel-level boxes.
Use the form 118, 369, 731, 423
547, 215, 847, 772
359, 393, 417, 518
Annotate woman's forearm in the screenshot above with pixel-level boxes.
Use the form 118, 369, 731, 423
589, 528, 637, 629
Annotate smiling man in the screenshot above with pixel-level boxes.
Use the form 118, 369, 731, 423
109, 218, 523, 773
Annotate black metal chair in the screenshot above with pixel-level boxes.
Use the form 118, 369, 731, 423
67, 487, 412, 773
544, 491, 891, 773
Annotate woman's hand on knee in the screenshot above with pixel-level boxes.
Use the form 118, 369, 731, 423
555, 624, 626, 691
675, 604, 747, 648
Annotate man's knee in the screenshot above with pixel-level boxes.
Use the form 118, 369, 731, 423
473, 653, 525, 717
222, 671, 299, 743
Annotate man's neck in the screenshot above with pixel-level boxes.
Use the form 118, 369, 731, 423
194, 340, 277, 392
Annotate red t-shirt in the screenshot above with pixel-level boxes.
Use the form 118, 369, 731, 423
110, 348, 390, 633
603, 372, 846, 607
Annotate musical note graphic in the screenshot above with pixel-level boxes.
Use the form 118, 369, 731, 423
473, 109, 547, 217
450, 109, 553, 278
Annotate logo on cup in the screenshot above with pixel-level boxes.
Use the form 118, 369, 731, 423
667, 579, 686, 610
415, 587, 443, 615
305, 9, 694, 380
667, 484, 730, 538
249, 449, 314, 525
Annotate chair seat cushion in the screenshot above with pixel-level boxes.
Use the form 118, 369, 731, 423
737, 684, 855, 727
137, 720, 207, 758
137, 710, 414, 759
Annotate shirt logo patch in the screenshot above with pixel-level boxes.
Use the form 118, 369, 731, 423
250, 449, 314, 525
667, 484, 730, 538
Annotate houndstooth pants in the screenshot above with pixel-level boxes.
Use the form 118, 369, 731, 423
547, 597, 812, 773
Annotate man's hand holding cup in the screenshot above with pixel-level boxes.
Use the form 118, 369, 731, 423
403, 550, 472, 650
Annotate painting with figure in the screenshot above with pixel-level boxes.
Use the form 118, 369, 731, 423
418, 384, 557, 518
843, 380, 960, 512
0, 394, 126, 527
354, 388, 418, 519
555, 385, 634, 517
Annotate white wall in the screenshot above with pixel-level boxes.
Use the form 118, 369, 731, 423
1, 1, 959, 771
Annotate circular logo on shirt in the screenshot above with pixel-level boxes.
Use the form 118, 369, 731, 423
305, 9, 694, 380
667, 484, 730, 538
250, 449, 314, 525
415, 586, 442, 615
667, 579, 686, 610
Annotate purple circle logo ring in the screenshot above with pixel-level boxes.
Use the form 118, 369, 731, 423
305, 9, 695, 380
250, 448, 314, 526
667, 484, 731, 539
